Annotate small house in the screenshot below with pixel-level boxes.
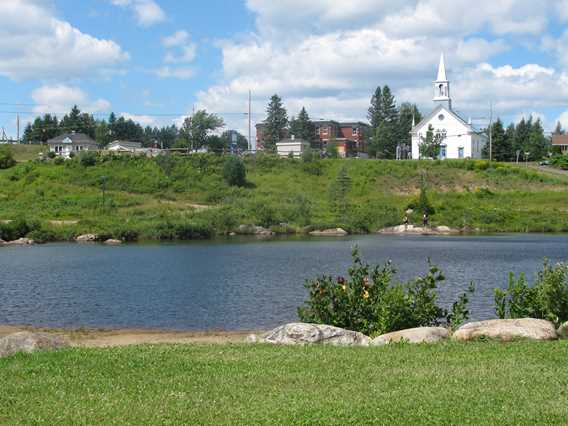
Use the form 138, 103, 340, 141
47, 132, 98, 159
276, 137, 310, 158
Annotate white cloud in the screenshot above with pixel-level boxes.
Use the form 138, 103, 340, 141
119, 112, 157, 126
31, 84, 111, 114
156, 30, 197, 78
0, 0, 128, 81
197, 0, 568, 135
155, 67, 194, 80
111, 0, 166, 27
162, 30, 189, 48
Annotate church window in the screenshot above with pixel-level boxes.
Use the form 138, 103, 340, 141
458, 147, 464, 159
438, 114, 445, 121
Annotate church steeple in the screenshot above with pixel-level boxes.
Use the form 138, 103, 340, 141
433, 53, 451, 110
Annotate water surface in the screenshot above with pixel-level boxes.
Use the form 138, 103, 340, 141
1, 234, 567, 330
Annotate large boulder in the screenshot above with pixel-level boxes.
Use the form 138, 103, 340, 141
236, 225, 274, 236
104, 239, 122, 245
309, 228, 349, 237
5, 238, 35, 246
453, 318, 558, 342
262, 323, 370, 346
371, 327, 449, 346
0, 332, 70, 358
557, 322, 568, 339
76, 234, 97, 243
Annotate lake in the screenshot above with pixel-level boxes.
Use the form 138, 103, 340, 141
1, 234, 567, 331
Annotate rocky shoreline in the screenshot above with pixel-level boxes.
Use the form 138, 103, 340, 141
2, 318, 567, 358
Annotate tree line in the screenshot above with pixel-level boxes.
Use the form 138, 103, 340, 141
22, 105, 248, 152
482, 116, 550, 161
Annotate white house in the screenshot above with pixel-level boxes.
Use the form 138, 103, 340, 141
107, 140, 142, 152
276, 137, 311, 158
411, 54, 487, 159
47, 132, 99, 159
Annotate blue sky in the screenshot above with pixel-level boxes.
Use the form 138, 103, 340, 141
2, 0, 568, 140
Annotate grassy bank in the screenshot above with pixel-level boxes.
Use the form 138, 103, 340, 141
1, 153, 568, 242
2, 342, 568, 424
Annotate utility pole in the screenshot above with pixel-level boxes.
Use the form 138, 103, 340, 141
248, 90, 252, 152
16, 114, 20, 144
488, 101, 493, 161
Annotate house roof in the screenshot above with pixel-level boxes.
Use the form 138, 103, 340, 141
552, 135, 568, 145
108, 140, 142, 149
47, 132, 97, 146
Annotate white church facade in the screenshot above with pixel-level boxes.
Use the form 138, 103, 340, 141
411, 54, 487, 160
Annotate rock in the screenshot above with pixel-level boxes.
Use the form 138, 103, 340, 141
229, 232, 237, 236
76, 234, 97, 242
371, 327, 449, 346
104, 239, 122, 245
5, 238, 35, 245
262, 323, 370, 346
0, 332, 70, 358
453, 318, 558, 342
378, 225, 460, 236
236, 224, 274, 236
557, 322, 568, 339
309, 228, 349, 237
246, 334, 259, 344
0, 239, 5, 246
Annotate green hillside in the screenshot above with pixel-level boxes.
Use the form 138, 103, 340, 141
1, 153, 568, 242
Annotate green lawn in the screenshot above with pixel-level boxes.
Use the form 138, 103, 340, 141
2, 342, 568, 425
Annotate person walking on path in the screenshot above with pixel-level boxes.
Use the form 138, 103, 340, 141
423, 212, 429, 227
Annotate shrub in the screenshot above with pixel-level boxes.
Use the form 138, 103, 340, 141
27, 228, 57, 244
47, 151, 56, 159
153, 222, 212, 240
495, 260, 568, 326
80, 151, 98, 167
54, 156, 65, 165
298, 247, 472, 336
0, 219, 40, 241
0, 146, 16, 169
223, 157, 247, 187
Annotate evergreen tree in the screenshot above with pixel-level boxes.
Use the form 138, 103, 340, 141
482, 119, 512, 161
505, 123, 519, 161
368, 86, 383, 129
513, 117, 531, 155
527, 118, 548, 160
263, 94, 288, 151
289, 107, 315, 145
554, 122, 565, 135
373, 121, 397, 159
380, 86, 398, 123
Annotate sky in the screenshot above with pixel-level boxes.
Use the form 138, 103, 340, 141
3, 0, 568, 142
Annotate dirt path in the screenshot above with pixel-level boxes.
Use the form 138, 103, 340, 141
0, 325, 257, 348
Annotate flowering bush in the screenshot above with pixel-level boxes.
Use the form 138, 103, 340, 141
297, 247, 472, 336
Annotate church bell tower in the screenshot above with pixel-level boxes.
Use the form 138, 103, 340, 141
433, 53, 451, 110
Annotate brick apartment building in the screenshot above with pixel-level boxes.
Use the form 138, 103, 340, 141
255, 120, 370, 157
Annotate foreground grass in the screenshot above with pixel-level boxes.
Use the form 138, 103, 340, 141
2, 342, 568, 425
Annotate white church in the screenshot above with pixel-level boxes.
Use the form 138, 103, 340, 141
411, 54, 487, 159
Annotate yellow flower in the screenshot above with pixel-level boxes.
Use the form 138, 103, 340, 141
342, 285, 347, 291
363, 289, 369, 299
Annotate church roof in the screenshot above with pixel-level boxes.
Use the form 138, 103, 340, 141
436, 53, 447, 82
411, 105, 475, 134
